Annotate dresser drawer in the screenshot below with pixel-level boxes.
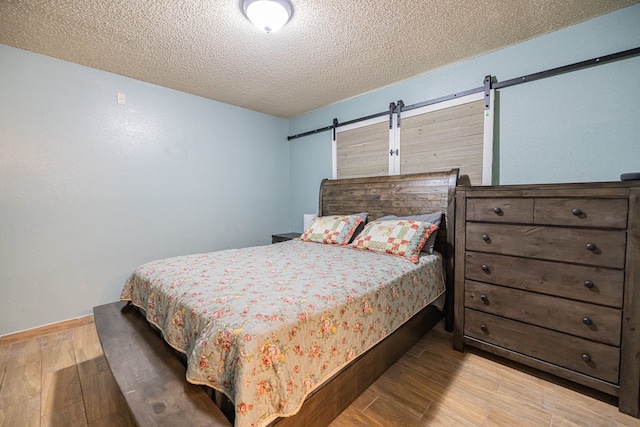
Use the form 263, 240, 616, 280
465, 281, 622, 346
465, 223, 626, 268
466, 198, 534, 223
464, 309, 620, 384
534, 198, 628, 228
465, 252, 624, 307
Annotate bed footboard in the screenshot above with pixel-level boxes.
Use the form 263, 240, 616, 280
94, 301, 232, 427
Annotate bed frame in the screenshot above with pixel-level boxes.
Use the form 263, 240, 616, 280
94, 168, 459, 427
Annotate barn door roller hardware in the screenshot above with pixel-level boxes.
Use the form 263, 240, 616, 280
396, 100, 405, 128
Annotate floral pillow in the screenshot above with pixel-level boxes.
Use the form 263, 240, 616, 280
300, 215, 364, 245
350, 220, 438, 262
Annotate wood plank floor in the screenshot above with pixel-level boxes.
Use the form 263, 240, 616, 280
1, 317, 639, 426
0, 318, 135, 426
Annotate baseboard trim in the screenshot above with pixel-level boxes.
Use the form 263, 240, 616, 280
0, 314, 95, 344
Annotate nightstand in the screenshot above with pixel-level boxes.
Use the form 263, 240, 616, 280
271, 232, 301, 244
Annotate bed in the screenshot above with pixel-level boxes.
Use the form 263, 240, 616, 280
95, 168, 459, 427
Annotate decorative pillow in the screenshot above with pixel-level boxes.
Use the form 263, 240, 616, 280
300, 215, 364, 245
349, 212, 369, 243
350, 220, 438, 262
376, 212, 442, 253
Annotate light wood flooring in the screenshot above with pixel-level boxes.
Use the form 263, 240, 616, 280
1, 317, 639, 426
0, 317, 134, 426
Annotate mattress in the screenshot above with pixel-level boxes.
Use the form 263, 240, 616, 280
121, 239, 445, 427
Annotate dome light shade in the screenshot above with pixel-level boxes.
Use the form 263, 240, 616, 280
242, 0, 292, 33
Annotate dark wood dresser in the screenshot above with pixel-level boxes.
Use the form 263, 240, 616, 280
453, 181, 640, 417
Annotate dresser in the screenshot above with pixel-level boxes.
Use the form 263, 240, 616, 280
453, 181, 640, 417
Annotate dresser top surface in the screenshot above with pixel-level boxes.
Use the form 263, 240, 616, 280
457, 180, 640, 197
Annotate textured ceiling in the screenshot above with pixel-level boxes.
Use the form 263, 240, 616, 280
0, 0, 636, 118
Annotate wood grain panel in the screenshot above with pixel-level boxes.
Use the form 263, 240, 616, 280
453, 190, 468, 352
80, 369, 123, 423
41, 400, 88, 427
320, 172, 451, 219
0, 363, 41, 408
465, 280, 622, 346
464, 252, 624, 307
465, 223, 627, 268
466, 198, 534, 223
534, 198, 628, 228
619, 187, 640, 416
336, 121, 389, 179
41, 366, 84, 416
464, 337, 620, 397
464, 309, 620, 384
0, 396, 41, 427
93, 302, 231, 427
460, 183, 634, 199
400, 101, 484, 184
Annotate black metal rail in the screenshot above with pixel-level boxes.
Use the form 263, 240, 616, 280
287, 46, 640, 141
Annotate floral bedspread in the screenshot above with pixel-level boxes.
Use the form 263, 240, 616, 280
121, 240, 445, 427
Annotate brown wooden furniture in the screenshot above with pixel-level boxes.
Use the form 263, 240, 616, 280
271, 232, 301, 243
453, 181, 640, 418
95, 168, 459, 427
94, 301, 232, 426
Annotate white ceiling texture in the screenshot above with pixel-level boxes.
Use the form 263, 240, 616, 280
0, 0, 636, 118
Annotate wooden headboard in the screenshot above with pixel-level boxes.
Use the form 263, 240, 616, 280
318, 168, 459, 330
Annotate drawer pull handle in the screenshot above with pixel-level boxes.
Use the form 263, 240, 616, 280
582, 353, 591, 362
572, 208, 583, 216
480, 294, 488, 303
482, 234, 490, 241
584, 280, 594, 289
586, 243, 597, 251
493, 207, 502, 214
582, 317, 593, 326
480, 324, 487, 332
481, 264, 490, 272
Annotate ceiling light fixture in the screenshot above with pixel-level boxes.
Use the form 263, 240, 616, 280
242, 0, 292, 33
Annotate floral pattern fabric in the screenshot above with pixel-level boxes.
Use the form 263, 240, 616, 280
299, 215, 363, 245
120, 240, 445, 427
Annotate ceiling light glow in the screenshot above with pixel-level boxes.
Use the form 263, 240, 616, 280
242, 0, 292, 33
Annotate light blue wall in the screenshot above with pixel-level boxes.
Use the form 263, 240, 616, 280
0, 45, 290, 335
288, 4, 640, 231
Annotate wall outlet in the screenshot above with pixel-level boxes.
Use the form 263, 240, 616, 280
117, 92, 126, 105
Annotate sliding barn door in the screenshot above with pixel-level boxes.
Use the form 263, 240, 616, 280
399, 93, 487, 184
333, 116, 394, 179
332, 90, 494, 184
